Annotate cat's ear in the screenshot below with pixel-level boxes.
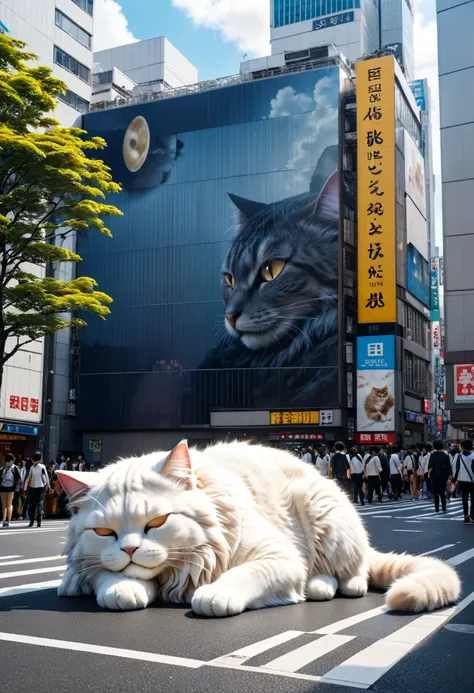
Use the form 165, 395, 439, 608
56, 471, 90, 501
160, 440, 196, 490
316, 171, 339, 223
229, 193, 266, 225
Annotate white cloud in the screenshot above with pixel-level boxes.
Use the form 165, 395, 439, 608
93, 0, 138, 52
171, 0, 270, 55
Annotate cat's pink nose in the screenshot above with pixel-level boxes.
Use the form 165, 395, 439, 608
121, 546, 138, 557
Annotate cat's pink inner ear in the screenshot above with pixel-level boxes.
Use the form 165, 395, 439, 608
161, 440, 196, 489
56, 471, 90, 500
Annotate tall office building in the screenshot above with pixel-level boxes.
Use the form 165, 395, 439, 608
437, 0, 474, 438
0, 0, 94, 459
380, 0, 415, 81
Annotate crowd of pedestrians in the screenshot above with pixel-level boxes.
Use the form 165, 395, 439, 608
296, 439, 474, 522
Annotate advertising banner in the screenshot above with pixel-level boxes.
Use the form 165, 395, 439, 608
356, 56, 397, 324
0, 356, 43, 424
407, 243, 430, 306
356, 335, 396, 435
454, 364, 474, 403
404, 130, 426, 217
406, 196, 428, 261
79, 67, 342, 430
431, 257, 440, 321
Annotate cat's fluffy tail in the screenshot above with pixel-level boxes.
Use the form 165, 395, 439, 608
368, 549, 461, 612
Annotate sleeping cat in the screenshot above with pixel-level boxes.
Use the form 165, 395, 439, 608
199, 146, 339, 406
57, 441, 460, 615
364, 386, 395, 422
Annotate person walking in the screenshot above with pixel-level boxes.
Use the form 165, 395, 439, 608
378, 446, 391, 499
0, 453, 21, 527
403, 445, 417, 499
315, 448, 329, 477
24, 452, 51, 528
300, 446, 313, 465
389, 445, 403, 500
330, 442, 350, 492
13, 459, 27, 520
348, 447, 365, 505
428, 440, 452, 513
453, 440, 474, 523
365, 446, 383, 504
421, 443, 433, 500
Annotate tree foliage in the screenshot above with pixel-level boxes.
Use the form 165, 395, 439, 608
0, 34, 122, 387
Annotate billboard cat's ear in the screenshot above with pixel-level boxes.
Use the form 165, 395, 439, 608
228, 193, 266, 225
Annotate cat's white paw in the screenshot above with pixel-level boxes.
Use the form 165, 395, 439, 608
58, 570, 82, 597
97, 579, 151, 611
338, 576, 368, 598
191, 582, 247, 617
307, 575, 338, 601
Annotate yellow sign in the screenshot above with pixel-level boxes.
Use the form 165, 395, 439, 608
356, 56, 396, 323
270, 411, 319, 425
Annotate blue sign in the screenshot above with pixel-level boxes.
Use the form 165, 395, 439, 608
0, 423, 39, 435
409, 79, 426, 112
357, 336, 395, 371
407, 244, 430, 307
0, 20, 9, 34
313, 12, 354, 31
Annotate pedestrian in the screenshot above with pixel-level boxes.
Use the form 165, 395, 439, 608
428, 440, 452, 513
13, 459, 27, 520
453, 440, 474, 523
421, 443, 433, 499
403, 445, 418, 499
315, 447, 329, 477
300, 446, 313, 465
329, 441, 350, 492
24, 452, 51, 528
348, 446, 365, 505
378, 446, 391, 498
389, 445, 403, 500
365, 446, 383, 503
0, 453, 21, 527
77, 454, 85, 472
448, 444, 459, 498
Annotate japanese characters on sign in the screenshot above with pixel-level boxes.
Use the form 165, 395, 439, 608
279, 433, 324, 441
356, 57, 396, 323
313, 12, 354, 31
355, 432, 396, 445
454, 365, 474, 403
431, 257, 440, 321
270, 411, 320, 425
8, 395, 39, 414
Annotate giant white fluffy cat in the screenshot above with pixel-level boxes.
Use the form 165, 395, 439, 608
57, 441, 460, 616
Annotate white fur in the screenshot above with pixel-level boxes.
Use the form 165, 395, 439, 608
58, 442, 461, 616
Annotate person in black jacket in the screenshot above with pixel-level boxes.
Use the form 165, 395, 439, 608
330, 441, 349, 492
428, 440, 452, 513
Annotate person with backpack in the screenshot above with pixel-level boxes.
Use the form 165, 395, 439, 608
348, 446, 365, 505
389, 445, 403, 500
365, 446, 383, 503
428, 440, 452, 513
0, 453, 21, 527
453, 439, 474, 523
330, 441, 350, 492
403, 445, 418, 499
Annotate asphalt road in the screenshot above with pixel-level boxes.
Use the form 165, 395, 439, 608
0, 495, 473, 693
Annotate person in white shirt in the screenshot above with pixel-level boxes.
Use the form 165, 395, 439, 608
389, 445, 403, 500
365, 446, 383, 503
25, 452, 51, 528
420, 443, 433, 500
300, 446, 313, 465
315, 448, 329, 477
453, 439, 474, 522
348, 447, 365, 506
0, 453, 21, 527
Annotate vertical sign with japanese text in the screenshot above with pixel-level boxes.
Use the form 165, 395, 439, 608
356, 57, 397, 323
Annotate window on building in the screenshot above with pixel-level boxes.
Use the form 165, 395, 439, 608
273, 0, 360, 28
57, 89, 89, 113
54, 46, 90, 83
404, 304, 429, 349
404, 351, 430, 396
72, 0, 94, 15
55, 9, 92, 49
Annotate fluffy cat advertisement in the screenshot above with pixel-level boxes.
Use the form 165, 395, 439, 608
357, 370, 395, 431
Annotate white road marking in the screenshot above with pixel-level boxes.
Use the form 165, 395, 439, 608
0, 632, 205, 669
211, 630, 305, 666
321, 590, 474, 688
0, 556, 22, 562
0, 580, 60, 598
208, 660, 321, 682
0, 565, 66, 580
0, 528, 65, 537
444, 623, 474, 634
262, 634, 354, 672
0, 555, 63, 567
404, 520, 422, 523
446, 548, 474, 567
421, 544, 455, 556
312, 605, 388, 635
391, 529, 423, 533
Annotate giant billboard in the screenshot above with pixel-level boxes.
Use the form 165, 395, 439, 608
356, 335, 396, 440
78, 67, 342, 430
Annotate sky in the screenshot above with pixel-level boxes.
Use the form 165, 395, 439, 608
93, 0, 442, 245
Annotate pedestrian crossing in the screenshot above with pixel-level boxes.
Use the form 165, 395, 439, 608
356, 496, 467, 521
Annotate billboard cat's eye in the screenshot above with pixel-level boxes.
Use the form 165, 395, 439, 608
261, 260, 286, 282
224, 273, 235, 289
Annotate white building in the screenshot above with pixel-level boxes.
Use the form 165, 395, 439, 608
0, 0, 94, 457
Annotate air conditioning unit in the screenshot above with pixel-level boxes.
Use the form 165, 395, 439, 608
285, 49, 311, 64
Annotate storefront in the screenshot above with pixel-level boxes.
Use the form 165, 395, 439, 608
0, 423, 41, 460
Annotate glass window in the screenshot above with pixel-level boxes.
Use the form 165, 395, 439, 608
55, 9, 92, 49
72, 0, 94, 15
54, 46, 90, 83
58, 88, 89, 113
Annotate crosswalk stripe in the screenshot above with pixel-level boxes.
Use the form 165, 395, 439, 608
0, 565, 66, 580
0, 556, 22, 562
421, 544, 455, 556
211, 630, 305, 666
262, 634, 354, 672
0, 555, 63, 568
0, 579, 61, 598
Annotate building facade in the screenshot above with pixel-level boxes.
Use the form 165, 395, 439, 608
437, 0, 474, 437
0, 0, 94, 458
380, 0, 414, 81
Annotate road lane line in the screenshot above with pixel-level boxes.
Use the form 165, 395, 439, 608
421, 544, 455, 556
0, 556, 63, 567
0, 580, 60, 598
0, 556, 22, 562
211, 630, 305, 666
0, 529, 65, 537
0, 632, 205, 668
262, 634, 354, 672
0, 565, 66, 580
321, 590, 474, 689
208, 660, 321, 682
312, 605, 388, 635
446, 548, 474, 567
391, 529, 423, 533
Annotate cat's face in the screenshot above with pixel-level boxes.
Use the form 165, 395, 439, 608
58, 444, 223, 583
221, 176, 338, 350
372, 386, 389, 399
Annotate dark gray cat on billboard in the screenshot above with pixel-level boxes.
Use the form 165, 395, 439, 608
201, 146, 339, 405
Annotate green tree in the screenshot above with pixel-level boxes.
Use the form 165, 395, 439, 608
0, 34, 122, 395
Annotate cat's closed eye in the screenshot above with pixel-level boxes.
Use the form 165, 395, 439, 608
224, 273, 235, 289
261, 259, 286, 282
145, 515, 170, 532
